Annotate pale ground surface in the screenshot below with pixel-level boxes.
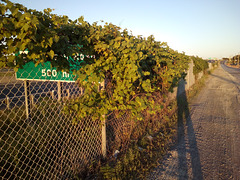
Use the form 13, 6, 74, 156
148, 63, 240, 180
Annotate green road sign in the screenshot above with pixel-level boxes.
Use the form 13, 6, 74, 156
16, 47, 95, 82
16, 61, 78, 82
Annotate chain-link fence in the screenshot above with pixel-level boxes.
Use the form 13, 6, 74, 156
104, 91, 176, 158
0, 67, 102, 179
0, 66, 176, 179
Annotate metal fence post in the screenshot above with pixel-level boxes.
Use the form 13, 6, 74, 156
100, 80, 107, 158
67, 89, 70, 99
102, 115, 106, 158
24, 80, 31, 120
58, 81, 61, 101
51, 90, 55, 99
80, 87, 83, 95
5, 96, 10, 110
30, 94, 34, 107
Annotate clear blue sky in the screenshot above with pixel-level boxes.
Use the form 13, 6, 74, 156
11, 0, 240, 59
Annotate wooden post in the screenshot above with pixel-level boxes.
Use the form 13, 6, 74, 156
6, 96, 10, 110
101, 80, 107, 158
58, 81, 61, 102
24, 80, 31, 120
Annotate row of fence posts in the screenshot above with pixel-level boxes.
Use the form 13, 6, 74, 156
23, 81, 67, 119
4, 81, 79, 110
4, 80, 107, 158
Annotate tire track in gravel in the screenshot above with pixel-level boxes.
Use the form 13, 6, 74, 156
148, 65, 240, 180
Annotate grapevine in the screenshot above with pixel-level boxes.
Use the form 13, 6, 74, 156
1, 0, 206, 122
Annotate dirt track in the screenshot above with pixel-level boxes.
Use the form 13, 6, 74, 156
148, 64, 240, 180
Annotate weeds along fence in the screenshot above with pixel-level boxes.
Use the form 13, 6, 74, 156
0, 67, 176, 179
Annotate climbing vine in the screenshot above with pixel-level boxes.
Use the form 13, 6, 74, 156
1, 0, 207, 122
192, 56, 209, 75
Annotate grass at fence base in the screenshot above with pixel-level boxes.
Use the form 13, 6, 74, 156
97, 73, 210, 180
1, 96, 104, 179
188, 70, 210, 101
97, 106, 178, 179
1, 97, 80, 179
0, 99, 63, 179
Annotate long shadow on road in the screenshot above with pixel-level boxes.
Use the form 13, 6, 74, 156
210, 74, 240, 86
177, 80, 203, 180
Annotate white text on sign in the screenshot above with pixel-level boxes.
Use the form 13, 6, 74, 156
42, 69, 70, 78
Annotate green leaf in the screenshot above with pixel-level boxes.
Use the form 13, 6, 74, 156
54, 35, 59, 42
14, 67, 18, 72
143, 71, 150, 76
48, 38, 53, 46
142, 79, 151, 91
73, 104, 78, 111
12, 7, 19, 16
48, 50, 54, 59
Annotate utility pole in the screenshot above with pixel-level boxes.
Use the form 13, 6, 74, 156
228, 56, 231, 65
238, 54, 240, 67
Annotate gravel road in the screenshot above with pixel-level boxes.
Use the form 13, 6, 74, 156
148, 64, 240, 180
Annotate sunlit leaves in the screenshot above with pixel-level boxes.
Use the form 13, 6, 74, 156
0, 0, 204, 123
192, 56, 209, 75
45, 51, 53, 61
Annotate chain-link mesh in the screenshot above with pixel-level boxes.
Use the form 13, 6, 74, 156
0, 66, 177, 179
105, 91, 176, 158
0, 68, 102, 179
106, 111, 133, 155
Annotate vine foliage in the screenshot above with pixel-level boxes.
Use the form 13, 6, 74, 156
0, 0, 207, 122
192, 56, 209, 75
